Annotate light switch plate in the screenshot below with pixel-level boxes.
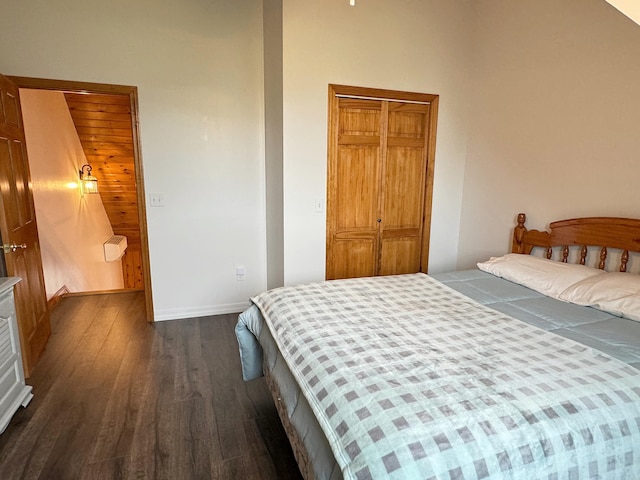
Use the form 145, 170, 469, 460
149, 193, 165, 207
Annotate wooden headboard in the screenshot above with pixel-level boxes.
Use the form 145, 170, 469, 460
512, 213, 640, 272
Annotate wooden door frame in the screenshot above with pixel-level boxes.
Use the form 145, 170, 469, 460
326, 84, 439, 275
8, 76, 154, 322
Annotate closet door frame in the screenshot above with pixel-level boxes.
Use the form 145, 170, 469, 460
326, 84, 439, 279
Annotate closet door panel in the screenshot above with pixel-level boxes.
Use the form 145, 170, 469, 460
381, 146, 425, 229
338, 98, 380, 137
378, 103, 429, 276
331, 238, 376, 279
335, 146, 379, 231
327, 97, 382, 279
378, 238, 421, 276
379, 146, 424, 275
387, 102, 427, 139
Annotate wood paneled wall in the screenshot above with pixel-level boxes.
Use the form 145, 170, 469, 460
64, 93, 144, 289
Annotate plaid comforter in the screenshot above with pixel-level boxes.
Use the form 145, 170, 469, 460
251, 273, 640, 479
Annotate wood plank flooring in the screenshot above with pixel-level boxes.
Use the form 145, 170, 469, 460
0, 292, 302, 480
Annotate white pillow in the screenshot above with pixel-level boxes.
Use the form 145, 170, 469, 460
477, 253, 605, 298
558, 272, 640, 322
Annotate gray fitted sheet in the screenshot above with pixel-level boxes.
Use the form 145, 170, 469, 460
237, 270, 640, 479
433, 270, 640, 370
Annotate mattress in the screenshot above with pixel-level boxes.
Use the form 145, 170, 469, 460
235, 270, 640, 479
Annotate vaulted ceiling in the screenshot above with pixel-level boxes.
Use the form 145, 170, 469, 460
605, 0, 640, 25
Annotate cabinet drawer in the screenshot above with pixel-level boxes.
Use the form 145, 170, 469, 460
0, 293, 13, 318
0, 363, 20, 411
0, 317, 16, 369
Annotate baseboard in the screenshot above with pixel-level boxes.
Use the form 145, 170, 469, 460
63, 288, 144, 297
153, 301, 250, 322
47, 285, 70, 310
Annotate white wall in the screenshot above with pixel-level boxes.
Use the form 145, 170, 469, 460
0, 0, 266, 320
20, 89, 123, 298
264, 0, 285, 290
6, 0, 636, 319
457, 0, 640, 269
282, 0, 474, 284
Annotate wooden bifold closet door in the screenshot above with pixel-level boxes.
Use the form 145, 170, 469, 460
326, 85, 438, 280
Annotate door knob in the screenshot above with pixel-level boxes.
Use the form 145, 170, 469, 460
3, 243, 27, 253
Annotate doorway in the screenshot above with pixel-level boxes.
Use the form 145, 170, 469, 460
9, 76, 154, 322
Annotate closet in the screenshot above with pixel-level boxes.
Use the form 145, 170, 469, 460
326, 85, 438, 280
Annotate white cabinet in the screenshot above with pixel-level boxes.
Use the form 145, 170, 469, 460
0, 278, 33, 434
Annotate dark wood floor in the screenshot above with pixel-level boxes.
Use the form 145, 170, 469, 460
0, 292, 302, 480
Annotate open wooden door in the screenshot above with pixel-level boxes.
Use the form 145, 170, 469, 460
0, 74, 50, 377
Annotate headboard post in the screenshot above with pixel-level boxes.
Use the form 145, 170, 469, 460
512, 213, 528, 254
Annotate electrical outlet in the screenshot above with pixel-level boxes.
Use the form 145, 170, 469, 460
236, 266, 246, 281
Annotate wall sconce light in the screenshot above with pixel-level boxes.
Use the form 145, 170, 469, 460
79, 164, 99, 196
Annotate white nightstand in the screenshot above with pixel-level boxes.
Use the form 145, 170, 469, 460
0, 277, 33, 434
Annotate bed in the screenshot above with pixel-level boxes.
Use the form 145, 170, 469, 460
235, 214, 640, 479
